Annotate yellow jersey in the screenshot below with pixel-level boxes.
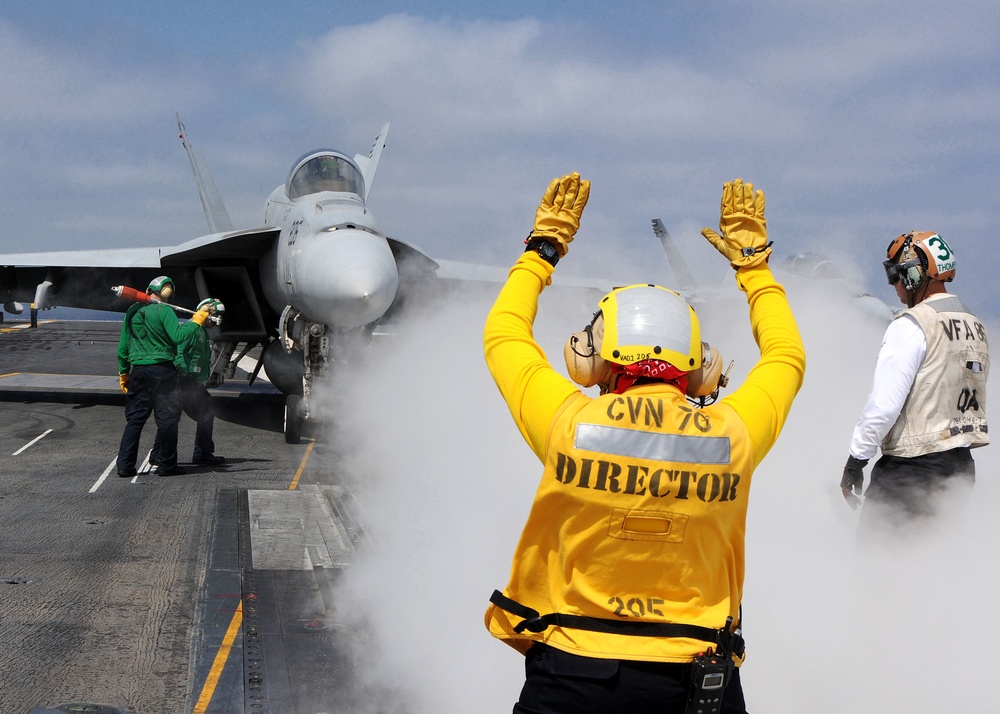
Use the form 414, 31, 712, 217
483, 252, 805, 663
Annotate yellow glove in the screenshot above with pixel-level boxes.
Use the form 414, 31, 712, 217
529, 172, 591, 257
701, 178, 772, 269
190, 308, 210, 327
119, 373, 129, 393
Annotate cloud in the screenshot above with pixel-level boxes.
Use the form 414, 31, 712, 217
0, 20, 203, 127
289, 15, 742, 144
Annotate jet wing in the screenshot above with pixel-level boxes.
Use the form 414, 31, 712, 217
160, 228, 279, 265
0, 227, 280, 339
435, 258, 616, 293
384, 236, 616, 317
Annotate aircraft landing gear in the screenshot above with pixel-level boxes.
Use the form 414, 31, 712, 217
284, 394, 307, 445
277, 306, 334, 444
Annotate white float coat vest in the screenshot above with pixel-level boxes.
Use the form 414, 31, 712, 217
882, 294, 989, 457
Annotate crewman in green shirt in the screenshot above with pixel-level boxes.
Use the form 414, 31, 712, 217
152, 298, 226, 467
116, 276, 211, 477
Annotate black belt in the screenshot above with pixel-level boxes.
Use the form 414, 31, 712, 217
490, 590, 744, 658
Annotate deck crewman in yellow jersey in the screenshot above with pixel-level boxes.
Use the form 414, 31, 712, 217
484, 174, 805, 714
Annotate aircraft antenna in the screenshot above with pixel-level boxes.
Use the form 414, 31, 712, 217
651, 218, 697, 294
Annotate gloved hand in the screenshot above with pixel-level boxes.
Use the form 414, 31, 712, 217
840, 455, 868, 510
701, 178, 772, 269
529, 172, 591, 257
119, 373, 129, 394
190, 307, 211, 327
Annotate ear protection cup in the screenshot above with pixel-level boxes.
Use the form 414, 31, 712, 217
686, 345, 724, 399
564, 313, 612, 389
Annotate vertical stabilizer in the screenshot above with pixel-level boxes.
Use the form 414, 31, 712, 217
353, 123, 390, 202
176, 113, 234, 234
651, 218, 697, 293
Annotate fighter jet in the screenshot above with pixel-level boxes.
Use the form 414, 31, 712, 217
0, 117, 611, 443
650, 217, 894, 325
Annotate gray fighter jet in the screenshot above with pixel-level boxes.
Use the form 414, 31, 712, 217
0, 117, 610, 443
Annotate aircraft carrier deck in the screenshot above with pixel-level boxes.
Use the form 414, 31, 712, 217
0, 319, 389, 713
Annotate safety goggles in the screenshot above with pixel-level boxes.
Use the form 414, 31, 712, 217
882, 258, 920, 286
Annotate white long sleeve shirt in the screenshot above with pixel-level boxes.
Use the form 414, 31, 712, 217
849, 315, 926, 461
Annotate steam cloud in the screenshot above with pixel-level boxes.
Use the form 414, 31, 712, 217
319, 271, 998, 713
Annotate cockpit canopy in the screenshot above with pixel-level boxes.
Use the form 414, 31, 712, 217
286, 151, 365, 200
782, 251, 844, 280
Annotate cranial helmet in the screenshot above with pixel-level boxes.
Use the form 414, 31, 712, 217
313, 157, 341, 178
598, 284, 702, 369
884, 231, 956, 290
147, 275, 174, 294
197, 297, 226, 313
564, 284, 729, 401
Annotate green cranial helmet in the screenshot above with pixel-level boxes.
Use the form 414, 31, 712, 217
314, 157, 340, 178
147, 275, 174, 294
197, 297, 225, 313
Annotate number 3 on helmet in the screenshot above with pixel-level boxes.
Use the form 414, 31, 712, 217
884, 231, 956, 289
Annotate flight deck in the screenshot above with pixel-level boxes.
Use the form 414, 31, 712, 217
0, 320, 393, 713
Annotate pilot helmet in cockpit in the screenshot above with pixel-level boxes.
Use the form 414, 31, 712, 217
311, 157, 342, 179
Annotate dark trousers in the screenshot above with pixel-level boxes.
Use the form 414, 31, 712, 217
512, 643, 748, 714
117, 363, 181, 471
153, 377, 215, 461
860, 447, 975, 531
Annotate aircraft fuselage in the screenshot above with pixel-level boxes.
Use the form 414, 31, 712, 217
259, 150, 398, 332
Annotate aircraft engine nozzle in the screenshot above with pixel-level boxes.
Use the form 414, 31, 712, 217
292, 229, 399, 329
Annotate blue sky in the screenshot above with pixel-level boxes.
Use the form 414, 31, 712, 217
2, 1, 999, 318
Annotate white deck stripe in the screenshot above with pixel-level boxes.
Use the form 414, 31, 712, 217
90, 459, 116, 493
135, 450, 153, 482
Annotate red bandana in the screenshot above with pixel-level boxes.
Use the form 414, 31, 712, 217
610, 359, 688, 395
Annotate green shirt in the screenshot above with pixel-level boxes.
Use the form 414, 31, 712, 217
173, 321, 211, 384
117, 302, 188, 373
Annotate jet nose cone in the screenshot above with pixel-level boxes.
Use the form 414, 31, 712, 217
294, 230, 399, 328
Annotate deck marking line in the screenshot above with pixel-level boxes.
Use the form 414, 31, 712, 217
12, 428, 53, 455
289, 440, 315, 491
89, 459, 116, 493
193, 601, 244, 714
135, 450, 153, 482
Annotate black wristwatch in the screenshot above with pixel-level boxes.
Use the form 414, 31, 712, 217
524, 236, 560, 266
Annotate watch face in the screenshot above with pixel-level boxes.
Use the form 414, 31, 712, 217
539, 242, 559, 264
526, 237, 558, 264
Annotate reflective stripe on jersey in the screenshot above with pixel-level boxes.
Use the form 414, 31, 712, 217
576, 423, 732, 464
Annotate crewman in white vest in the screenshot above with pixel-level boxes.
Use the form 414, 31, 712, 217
841, 232, 989, 528
484, 174, 805, 714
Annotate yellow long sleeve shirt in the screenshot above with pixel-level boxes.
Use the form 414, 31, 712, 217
483, 252, 805, 662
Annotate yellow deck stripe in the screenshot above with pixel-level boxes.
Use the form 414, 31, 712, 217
192, 601, 243, 714
288, 440, 315, 490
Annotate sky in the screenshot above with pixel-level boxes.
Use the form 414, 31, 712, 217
3, 3, 999, 711
1, 1, 998, 319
